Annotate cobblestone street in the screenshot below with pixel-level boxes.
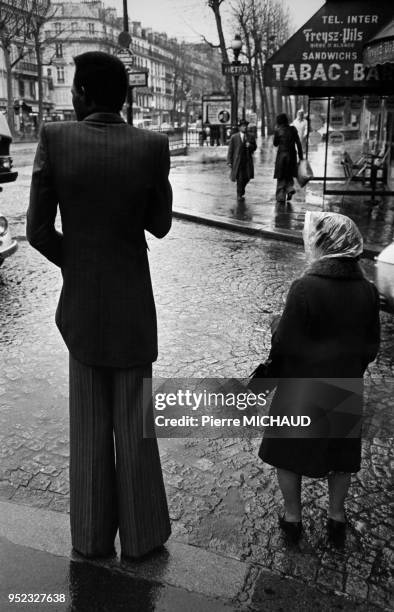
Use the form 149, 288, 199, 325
0, 158, 393, 609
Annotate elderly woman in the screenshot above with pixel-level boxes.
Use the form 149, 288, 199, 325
259, 211, 380, 546
273, 113, 303, 204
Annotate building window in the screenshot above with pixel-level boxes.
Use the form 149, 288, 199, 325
29, 81, 36, 99
55, 43, 63, 58
45, 30, 51, 39
71, 22, 77, 33
54, 22, 62, 34
18, 79, 25, 97
88, 23, 95, 35
57, 67, 65, 83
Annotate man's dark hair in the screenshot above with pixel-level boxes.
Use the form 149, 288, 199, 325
276, 113, 289, 127
74, 51, 128, 112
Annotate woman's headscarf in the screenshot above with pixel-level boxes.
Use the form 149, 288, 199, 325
303, 211, 363, 261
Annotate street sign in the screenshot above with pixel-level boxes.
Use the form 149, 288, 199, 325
128, 71, 148, 87
222, 63, 251, 76
116, 48, 135, 68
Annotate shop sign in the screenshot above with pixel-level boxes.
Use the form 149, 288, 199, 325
309, 130, 322, 145
310, 115, 324, 130
366, 95, 381, 112
386, 96, 394, 112
330, 112, 344, 128
332, 97, 346, 110
310, 100, 325, 114
264, 1, 393, 89
329, 131, 345, 146
350, 96, 363, 113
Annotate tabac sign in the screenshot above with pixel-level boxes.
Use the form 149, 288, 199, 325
264, 0, 394, 92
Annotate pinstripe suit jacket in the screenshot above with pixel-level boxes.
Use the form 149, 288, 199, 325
27, 112, 172, 368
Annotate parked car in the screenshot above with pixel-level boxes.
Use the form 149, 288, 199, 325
0, 113, 18, 267
159, 122, 174, 133
0, 211, 17, 267
375, 242, 394, 313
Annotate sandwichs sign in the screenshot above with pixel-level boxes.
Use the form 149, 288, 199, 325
264, 0, 394, 91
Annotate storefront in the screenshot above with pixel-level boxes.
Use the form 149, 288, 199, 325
264, 0, 394, 201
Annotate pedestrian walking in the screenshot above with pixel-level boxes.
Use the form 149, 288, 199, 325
227, 119, 257, 202
291, 109, 308, 149
27, 51, 172, 560
273, 113, 303, 204
257, 212, 380, 547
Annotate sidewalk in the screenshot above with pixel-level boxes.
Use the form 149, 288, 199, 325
170, 144, 394, 259
0, 500, 375, 612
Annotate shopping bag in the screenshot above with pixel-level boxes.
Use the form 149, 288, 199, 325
297, 159, 314, 187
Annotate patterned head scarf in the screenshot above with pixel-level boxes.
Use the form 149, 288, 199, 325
303, 211, 363, 261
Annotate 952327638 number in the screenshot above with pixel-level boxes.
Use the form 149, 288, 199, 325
8, 593, 66, 603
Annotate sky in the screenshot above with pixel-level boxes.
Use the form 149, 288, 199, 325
105, 0, 326, 43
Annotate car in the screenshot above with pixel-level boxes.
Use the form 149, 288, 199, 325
160, 122, 174, 133
0, 114, 18, 266
0, 210, 18, 267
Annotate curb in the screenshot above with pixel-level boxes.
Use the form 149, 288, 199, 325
172, 208, 381, 260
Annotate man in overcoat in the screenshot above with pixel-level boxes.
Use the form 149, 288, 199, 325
27, 52, 172, 560
227, 120, 257, 201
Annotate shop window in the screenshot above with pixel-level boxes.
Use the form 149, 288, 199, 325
306, 96, 394, 198
57, 67, 65, 84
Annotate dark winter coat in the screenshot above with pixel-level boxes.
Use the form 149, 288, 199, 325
273, 125, 303, 180
259, 257, 380, 477
27, 112, 172, 368
227, 132, 257, 182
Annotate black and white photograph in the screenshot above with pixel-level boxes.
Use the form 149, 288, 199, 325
0, 0, 393, 610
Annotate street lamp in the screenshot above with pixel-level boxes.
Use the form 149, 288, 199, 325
231, 34, 242, 133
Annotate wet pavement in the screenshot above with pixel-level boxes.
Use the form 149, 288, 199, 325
170, 142, 394, 255
0, 149, 393, 610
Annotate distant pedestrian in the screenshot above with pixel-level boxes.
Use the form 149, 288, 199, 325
203, 123, 210, 146
291, 109, 308, 148
227, 119, 257, 202
196, 115, 203, 146
258, 211, 380, 547
273, 113, 303, 204
27, 51, 172, 561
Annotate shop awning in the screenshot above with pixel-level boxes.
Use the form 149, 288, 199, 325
363, 19, 394, 67
264, 0, 394, 95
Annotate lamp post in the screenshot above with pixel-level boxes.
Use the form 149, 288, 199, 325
231, 34, 242, 134
122, 0, 133, 125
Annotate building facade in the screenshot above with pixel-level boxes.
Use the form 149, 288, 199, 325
44, 0, 224, 124
0, 0, 53, 136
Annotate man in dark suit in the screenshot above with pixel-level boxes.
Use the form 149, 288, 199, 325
27, 52, 172, 560
227, 119, 257, 202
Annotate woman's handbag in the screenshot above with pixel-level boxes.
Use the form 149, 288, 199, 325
248, 358, 278, 395
297, 159, 314, 187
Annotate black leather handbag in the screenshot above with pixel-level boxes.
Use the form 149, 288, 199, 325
248, 358, 279, 395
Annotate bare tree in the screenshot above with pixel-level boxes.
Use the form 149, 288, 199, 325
233, 0, 291, 134
0, 0, 32, 134
207, 0, 233, 96
26, 0, 65, 128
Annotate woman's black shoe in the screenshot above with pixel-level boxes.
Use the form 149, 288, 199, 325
279, 515, 303, 544
327, 518, 347, 548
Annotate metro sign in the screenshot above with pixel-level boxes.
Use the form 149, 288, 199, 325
222, 63, 251, 76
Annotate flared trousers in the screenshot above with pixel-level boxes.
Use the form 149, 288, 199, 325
69, 354, 171, 557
